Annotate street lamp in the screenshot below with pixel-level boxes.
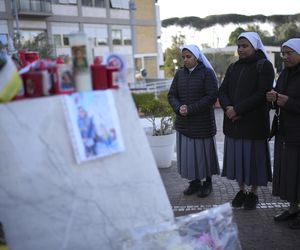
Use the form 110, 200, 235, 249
12, 0, 20, 48
172, 58, 178, 75
129, 0, 136, 84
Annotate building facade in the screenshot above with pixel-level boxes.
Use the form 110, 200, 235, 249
0, 0, 164, 83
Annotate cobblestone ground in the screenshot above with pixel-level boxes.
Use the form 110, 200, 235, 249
159, 108, 300, 250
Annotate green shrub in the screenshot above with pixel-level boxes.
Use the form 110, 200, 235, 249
132, 92, 155, 112
131, 91, 174, 136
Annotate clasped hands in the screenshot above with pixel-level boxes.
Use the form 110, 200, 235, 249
179, 105, 188, 116
225, 106, 240, 122
266, 90, 288, 107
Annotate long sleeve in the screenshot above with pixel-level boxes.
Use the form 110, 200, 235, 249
187, 68, 218, 115
234, 60, 274, 115
218, 64, 233, 110
168, 71, 181, 115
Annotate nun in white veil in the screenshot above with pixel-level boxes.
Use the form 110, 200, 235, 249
168, 44, 220, 198
219, 31, 275, 210
266, 38, 300, 229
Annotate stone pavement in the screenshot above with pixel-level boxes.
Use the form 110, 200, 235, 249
159, 108, 300, 250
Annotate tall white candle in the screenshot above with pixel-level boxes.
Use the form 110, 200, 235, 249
69, 32, 92, 92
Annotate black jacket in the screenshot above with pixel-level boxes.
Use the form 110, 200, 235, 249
275, 63, 300, 145
218, 51, 275, 139
168, 62, 218, 138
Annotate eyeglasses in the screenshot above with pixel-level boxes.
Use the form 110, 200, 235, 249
280, 51, 298, 57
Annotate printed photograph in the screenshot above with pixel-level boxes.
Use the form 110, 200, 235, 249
63, 90, 125, 164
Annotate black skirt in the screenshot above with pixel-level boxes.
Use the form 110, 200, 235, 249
272, 135, 300, 203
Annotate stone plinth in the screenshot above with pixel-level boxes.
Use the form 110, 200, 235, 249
0, 89, 174, 250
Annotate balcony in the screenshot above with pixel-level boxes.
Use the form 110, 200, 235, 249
16, 0, 53, 17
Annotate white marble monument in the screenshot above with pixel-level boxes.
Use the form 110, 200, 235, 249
0, 89, 174, 250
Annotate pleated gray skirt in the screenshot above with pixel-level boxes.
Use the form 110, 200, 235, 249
272, 135, 300, 203
221, 136, 272, 186
177, 132, 220, 181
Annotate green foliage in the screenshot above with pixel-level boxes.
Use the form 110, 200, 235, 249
228, 27, 246, 45
162, 13, 300, 46
227, 23, 300, 47
162, 17, 180, 27
132, 92, 174, 136
227, 24, 276, 46
163, 34, 185, 77
162, 13, 300, 30
274, 23, 300, 44
170, 34, 185, 48
205, 53, 236, 84
132, 92, 154, 110
269, 15, 298, 25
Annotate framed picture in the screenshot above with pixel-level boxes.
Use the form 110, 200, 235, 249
63, 90, 125, 164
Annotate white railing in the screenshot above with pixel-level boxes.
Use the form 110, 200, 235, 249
130, 79, 172, 97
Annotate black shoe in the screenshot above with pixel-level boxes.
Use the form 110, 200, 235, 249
274, 210, 299, 222
243, 192, 258, 210
232, 190, 246, 208
197, 181, 212, 198
289, 218, 300, 229
183, 180, 201, 195
0, 222, 6, 245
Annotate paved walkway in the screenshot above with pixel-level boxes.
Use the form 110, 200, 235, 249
159, 108, 300, 250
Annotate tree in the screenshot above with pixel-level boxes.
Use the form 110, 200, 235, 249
205, 53, 236, 84
163, 33, 185, 77
274, 23, 300, 45
227, 25, 274, 46
162, 13, 300, 31
228, 27, 245, 45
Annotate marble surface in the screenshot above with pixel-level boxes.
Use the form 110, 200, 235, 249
0, 89, 174, 250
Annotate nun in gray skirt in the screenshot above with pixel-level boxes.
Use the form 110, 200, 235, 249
218, 32, 275, 210
168, 44, 220, 198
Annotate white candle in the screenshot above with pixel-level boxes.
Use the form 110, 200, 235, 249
69, 32, 92, 92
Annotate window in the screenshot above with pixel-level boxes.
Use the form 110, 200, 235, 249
53, 34, 62, 47
51, 22, 79, 47
112, 29, 122, 45
52, 34, 70, 47
110, 0, 129, 9
62, 35, 69, 46
19, 30, 45, 45
94, 0, 105, 7
16, 30, 49, 56
135, 58, 142, 72
122, 28, 131, 45
96, 37, 107, 46
18, 0, 52, 11
84, 24, 108, 46
52, 0, 77, 4
112, 26, 131, 46
82, 0, 105, 7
